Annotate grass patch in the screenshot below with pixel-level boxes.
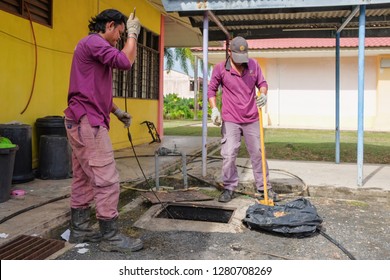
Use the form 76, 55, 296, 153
164, 120, 390, 164
345, 200, 369, 207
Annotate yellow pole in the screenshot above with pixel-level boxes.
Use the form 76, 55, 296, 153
258, 94, 274, 206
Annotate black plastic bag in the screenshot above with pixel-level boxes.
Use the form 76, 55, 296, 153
242, 197, 323, 237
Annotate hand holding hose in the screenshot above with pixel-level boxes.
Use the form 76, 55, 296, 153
114, 108, 132, 128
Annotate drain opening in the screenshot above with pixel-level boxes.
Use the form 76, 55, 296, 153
156, 204, 235, 223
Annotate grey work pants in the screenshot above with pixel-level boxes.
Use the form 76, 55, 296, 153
220, 121, 270, 191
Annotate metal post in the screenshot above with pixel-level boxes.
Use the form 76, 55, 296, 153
335, 6, 359, 165
202, 11, 209, 177
335, 32, 341, 164
155, 152, 160, 190
357, 5, 366, 186
182, 152, 188, 189
194, 56, 199, 120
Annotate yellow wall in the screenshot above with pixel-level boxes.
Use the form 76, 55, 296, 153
0, 0, 162, 167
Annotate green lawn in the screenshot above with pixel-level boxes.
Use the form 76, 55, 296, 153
163, 120, 390, 164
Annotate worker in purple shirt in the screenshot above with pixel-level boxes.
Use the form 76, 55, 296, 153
208, 36, 280, 203
64, 9, 143, 253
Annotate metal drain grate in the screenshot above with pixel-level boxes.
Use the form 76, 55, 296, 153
0, 235, 65, 260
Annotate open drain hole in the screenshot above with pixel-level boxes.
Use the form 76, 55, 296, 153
156, 203, 235, 223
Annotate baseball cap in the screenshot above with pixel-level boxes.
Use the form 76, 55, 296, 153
229, 36, 249, 63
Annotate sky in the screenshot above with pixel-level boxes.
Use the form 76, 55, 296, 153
163, 53, 208, 78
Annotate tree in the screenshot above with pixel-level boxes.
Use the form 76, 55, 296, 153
164, 47, 212, 76
164, 48, 192, 75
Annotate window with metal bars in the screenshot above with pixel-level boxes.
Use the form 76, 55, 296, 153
113, 28, 160, 100
0, 0, 52, 27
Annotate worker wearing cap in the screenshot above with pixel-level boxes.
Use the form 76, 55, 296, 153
208, 36, 279, 203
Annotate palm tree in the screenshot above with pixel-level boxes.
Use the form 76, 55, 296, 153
164, 47, 193, 75
164, 47, 214, 120
164, 47, 212, 76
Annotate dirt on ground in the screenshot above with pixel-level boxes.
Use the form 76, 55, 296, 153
55, 179, 390, 260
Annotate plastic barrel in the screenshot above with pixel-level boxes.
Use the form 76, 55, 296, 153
38, 135, 71, 180
0, 145, 18, 203
0, 124, 34, 184
35, 116, 66, 153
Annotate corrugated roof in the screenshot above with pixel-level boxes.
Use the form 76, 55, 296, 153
245, 37, 390, 49
193, 37, 390, 51
160, 1, 390, 46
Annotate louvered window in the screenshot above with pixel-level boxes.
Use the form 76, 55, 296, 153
0, 0, 52, 27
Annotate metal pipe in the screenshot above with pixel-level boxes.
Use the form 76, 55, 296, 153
202, 11, 209, 177
335, 32, 340, 164
337, 6, 359, 33
357, 5, 366, 186
182, 152, 188, 188
194, 56, 199, 120
155, 152, 160, 190
155, 147, 188, 190
207, 10, 230, 40
335, 5, 359, 165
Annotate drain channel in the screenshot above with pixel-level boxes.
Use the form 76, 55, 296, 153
156, 203, 235, 223
0, 235, 65, 260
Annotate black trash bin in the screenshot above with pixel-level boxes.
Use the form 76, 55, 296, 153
35, 116, 66, 153
38, 135, 71, 180
0, 142, 18, 203
0, 123, 34, 184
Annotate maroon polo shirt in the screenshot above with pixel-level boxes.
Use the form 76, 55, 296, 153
208, 58, 268, 124
65, 34, 131, 129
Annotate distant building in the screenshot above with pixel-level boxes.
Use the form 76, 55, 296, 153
163, 70, 195, 99
193, 37, 390, 131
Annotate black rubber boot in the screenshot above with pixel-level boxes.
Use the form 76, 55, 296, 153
218, 189, 235, 203
98, 218, 143, 253
69, 207, 102, 243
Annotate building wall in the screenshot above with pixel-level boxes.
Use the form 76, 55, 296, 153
375, 55, 390, 130
264, 56, 381, 130
0, 0, 162, 167
163, 70, 195, 99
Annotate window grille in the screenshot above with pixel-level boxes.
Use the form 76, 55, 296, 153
112, 28, 160, 100
0, 0, 52, 27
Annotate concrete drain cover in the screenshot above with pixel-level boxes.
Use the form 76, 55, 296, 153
142, 190, 213, 204
156, 203, 234, 223
134, 198, 254, 233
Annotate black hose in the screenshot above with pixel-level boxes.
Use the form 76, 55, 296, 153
123, 69, 174, 219
318, 228, 357, 260
124, 127, 175, 219
0, 194, 70, 225
188, 156, 357, 260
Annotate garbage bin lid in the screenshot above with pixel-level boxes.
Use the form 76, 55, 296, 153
0, 137, 16, 148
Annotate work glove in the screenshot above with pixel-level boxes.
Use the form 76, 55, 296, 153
114, 108, 132, 128
126, 12, 141, 39
211, 107, 222, 126
256, 93, 267, 109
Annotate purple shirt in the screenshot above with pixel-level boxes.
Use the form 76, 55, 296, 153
208, 58, 268, 124
64, 34, 131, 129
